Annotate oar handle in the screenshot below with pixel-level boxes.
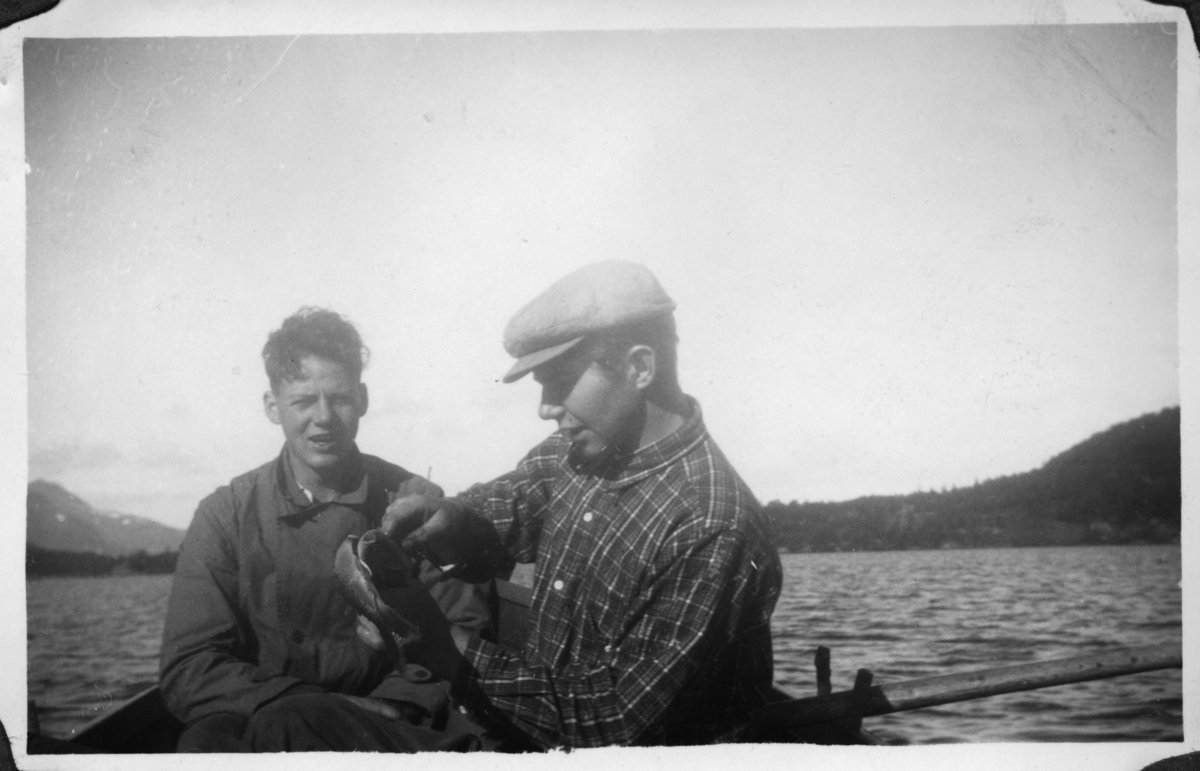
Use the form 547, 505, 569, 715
755, 643, 1181, 730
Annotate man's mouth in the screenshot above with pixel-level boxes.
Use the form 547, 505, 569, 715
308, 434, 341, 450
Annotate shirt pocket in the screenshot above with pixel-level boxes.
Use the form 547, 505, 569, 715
581, 560, 636, 656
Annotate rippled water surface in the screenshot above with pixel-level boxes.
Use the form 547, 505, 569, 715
27, 545, 1181, 743
771, 545, 1182, 743
27, 574, 171, 740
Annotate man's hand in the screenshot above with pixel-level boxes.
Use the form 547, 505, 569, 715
383, 495, 513, 582
381, 495, 472, 562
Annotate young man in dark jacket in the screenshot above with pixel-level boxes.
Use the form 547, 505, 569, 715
160, 307, 489, 752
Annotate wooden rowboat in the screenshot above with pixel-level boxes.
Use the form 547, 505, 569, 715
28, 579, 1181, 753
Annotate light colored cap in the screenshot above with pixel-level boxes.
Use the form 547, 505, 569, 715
501, 260, 675, 383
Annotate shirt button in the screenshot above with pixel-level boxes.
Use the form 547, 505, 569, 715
583, 512, 593, 522
604, 644, 613, 653
553, 579, 564, 591
291, 629, 305, 644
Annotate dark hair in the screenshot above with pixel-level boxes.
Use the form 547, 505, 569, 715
262, 307, 369, 391
589, 314, 679, 392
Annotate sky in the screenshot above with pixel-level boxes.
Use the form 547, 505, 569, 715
19, 24, 1180, 531
3, 3, 1196, 771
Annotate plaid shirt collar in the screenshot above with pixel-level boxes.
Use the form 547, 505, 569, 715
578, 396, 708, 491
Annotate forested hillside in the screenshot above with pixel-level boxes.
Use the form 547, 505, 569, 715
766, 407, 1180, 553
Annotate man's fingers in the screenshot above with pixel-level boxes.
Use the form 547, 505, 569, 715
383, 496, 465, 566
381, 494, 439, 540
380, 496, 508, 580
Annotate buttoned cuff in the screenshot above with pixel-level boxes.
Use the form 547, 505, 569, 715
458, 636, 493, 686
445, 637, 516, 735
457, 636, 556, 699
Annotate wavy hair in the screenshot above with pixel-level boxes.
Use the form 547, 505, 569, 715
262, 307, 369, 391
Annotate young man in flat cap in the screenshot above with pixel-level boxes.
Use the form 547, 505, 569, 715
160, 307, 490, 752
334, 261, 783, 749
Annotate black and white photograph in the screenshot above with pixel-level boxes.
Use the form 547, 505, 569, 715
1, 1, 1195, 769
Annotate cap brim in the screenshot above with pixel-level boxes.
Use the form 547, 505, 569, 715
501, 336, 586, 384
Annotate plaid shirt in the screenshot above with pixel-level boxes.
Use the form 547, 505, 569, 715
452, 400, 782, 748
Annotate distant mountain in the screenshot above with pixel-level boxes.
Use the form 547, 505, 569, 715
27, 480, 186, 557
767, 407, 1181, 553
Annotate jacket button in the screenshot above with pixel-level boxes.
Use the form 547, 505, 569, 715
553, 579, 564, 591
291, 629, 305, 644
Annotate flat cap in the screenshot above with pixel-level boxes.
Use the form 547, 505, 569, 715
501, 260, 676, 383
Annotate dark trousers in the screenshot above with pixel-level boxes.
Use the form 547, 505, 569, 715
178, 693, 491, 753
177, 713, 249, 752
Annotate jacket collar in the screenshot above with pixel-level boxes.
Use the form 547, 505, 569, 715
274, 444, 369, 519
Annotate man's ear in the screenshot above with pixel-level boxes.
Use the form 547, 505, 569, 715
627, 345, 657, 390
358, 383, 369, 417
264, 390, 282, 425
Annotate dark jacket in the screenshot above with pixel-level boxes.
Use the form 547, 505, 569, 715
160, 448, 489, 724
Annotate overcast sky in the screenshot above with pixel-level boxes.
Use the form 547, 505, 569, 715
23, 24, 1178, 531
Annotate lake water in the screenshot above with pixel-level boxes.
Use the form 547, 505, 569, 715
26, 544, 1182, 744
26, 572, 172, 741
771, 545, 1183, 743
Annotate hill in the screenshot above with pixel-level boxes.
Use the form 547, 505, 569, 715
766, 407, 1180, 553
27, 480, 186, 557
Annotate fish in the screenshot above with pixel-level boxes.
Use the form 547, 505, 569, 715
334, 529, 423, 667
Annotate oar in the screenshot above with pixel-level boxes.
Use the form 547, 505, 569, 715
755, 643, 1182, 730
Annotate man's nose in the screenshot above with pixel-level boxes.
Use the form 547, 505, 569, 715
313, 397, 334, 424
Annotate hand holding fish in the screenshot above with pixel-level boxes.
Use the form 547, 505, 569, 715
336, 527, 469, 682
383, 494, 515, 583
334, 529, 424, 668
